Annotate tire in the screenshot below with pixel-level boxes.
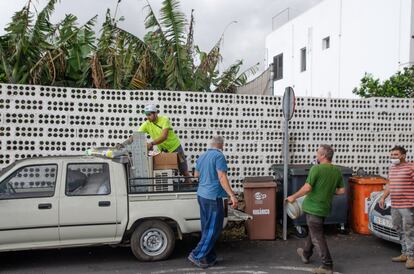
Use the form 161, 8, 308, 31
294, 225, 308, 238
130, 220, 175, 261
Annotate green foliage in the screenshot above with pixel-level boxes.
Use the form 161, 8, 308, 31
0, 0, 257, 93
353, 66, 414, 98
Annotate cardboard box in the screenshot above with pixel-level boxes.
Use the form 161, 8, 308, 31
153, 153, 178, 170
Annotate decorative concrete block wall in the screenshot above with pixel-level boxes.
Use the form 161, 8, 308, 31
0, 84, 413, 191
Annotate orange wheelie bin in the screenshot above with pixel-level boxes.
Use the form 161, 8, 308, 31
349, 176, 387, 234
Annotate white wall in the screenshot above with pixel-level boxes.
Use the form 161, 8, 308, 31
1, 84, 414, 192
266, 0, 413, 98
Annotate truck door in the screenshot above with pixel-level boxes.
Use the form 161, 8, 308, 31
0, 163, 60, 249
59, 162, 118, 244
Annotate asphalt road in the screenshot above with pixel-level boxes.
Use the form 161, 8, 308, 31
0, 232, 409, 274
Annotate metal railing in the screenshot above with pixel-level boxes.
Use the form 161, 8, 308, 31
128, 176, 199, 194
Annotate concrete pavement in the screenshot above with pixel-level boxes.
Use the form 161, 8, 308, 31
0, 232, 409, 274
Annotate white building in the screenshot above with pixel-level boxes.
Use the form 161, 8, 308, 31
265, 0, 414, 98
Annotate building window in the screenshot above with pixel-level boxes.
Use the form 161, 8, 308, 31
273, 53, 283, 81
322, 36, 330, 50
300, 47, 306, 72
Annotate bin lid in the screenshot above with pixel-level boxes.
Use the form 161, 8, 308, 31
243, 181, 277, 189
243, 176, 274, 183
349, 176, 388, 185
270, 164, 353, 176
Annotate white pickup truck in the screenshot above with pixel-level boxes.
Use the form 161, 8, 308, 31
0, 154, 228, 261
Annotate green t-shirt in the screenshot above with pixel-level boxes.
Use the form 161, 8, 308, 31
302, 164, 344, 217
138, 115, 181, 152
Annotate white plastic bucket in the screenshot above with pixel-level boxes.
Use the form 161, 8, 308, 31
286, 196, 306, 219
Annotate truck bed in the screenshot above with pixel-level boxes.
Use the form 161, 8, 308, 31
127, 191, 201, 234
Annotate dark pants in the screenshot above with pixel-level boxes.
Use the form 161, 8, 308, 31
174, 145, 189, 176
303, 213, 333, 267
190, 196, 224, 263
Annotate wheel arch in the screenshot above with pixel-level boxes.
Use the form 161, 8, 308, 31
124, 217, 183, 242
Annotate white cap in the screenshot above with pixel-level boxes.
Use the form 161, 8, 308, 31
144, 104, 157, 113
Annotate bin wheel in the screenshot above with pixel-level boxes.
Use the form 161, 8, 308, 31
338, 224, 349, 235
294, 225, 308, 238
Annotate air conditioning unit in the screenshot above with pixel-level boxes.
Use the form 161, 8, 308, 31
153, 169, 174, 192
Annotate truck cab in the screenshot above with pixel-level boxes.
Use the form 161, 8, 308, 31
0, 156, 127, 250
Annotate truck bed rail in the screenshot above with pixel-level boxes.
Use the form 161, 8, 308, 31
128, 176, 198, 194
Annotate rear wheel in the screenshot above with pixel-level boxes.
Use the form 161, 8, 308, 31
130, 220, 175, 261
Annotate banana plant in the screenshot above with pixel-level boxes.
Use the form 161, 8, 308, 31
0, 0, 257, 93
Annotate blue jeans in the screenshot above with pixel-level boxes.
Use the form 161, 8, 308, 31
190, 196, 224, 263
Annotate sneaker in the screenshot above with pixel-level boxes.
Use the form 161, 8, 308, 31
297, 248, 310, 264
312, 265, 333, 274
207, 259, 217, 267
392, 254, 407, 262
406, 258, 414, 269
187, 254, 209, 269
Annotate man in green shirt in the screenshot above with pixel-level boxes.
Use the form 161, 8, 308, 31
118, 104, 191, 179
287, 144, 345, 274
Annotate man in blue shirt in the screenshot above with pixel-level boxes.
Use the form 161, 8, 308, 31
188, 136, 238, 268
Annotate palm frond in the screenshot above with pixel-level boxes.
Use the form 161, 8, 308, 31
160, 0, 186, 44
0, 45, 14, 83
186, 9, 195, 72
143, 0, 168, 47
30, 0, 57, 48
115, 26, 164, 67
4, 1, 32, 42
213, 60, 243, 93
197, 38, 222, 75
191, 39, 222, 91
232, 62, 259, 86
90, 53, 107, 88
144, 0, 163, 32
129, 49, 152, 89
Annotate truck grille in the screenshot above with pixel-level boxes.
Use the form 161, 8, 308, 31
372, 223, 398, 238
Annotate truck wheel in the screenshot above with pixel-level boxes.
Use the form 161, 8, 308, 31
130, 220, 175, 261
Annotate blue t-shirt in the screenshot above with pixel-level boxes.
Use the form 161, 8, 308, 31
196, 148, 228, 200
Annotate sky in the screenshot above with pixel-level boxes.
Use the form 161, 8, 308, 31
0, 0, 322, 76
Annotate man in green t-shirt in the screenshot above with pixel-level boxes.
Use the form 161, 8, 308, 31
118, 104, 191, 179
287, 144, 345, 274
